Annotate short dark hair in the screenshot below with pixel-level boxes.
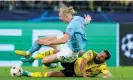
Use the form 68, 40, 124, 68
104, 50, 111, 60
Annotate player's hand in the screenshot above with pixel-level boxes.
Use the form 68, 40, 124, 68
101, 73, 112, 78
101, 76, 111, 78
38, 38, 51, 45
83, 74, 88, 78
84, 14, 92, 24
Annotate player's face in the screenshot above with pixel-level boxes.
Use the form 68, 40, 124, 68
59, 12, 68, 23
94, 51, 106, 64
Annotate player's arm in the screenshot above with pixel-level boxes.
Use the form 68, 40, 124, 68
38, 36, 58, 48
100, 65, 113, 78
80, 50, 93, 78
48, 33, 70, 45
102, 71, 112, 78
38, 33, 70, 45
80, 58, 88, 78
50, 20, 76, 45
101, 70, 112, 78
38, 21, 75, 45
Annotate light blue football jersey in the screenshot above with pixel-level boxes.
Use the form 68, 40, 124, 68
66, 16, 88, 52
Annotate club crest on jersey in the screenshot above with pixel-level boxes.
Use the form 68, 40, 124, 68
87, 52, 91, 56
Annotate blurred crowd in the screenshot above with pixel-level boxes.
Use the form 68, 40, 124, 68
0, 1, 133, 12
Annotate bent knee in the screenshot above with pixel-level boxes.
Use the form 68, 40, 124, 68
41, 59, 47, 64
41, 58, 51, 64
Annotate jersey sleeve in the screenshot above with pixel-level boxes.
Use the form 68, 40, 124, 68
100, 64, 110, 75
81, 17, 87, 26
82, 50, 94, 61
66, 20, 76, 37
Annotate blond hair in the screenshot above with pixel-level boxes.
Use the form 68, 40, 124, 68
59, 6, 77, 16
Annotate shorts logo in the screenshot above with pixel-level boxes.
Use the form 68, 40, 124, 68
60, 56, 76, 62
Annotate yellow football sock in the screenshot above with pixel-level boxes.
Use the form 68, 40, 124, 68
31, 72, 48, 77
42, 64, 50, 68
45, 49, 54, 56
34, 49, 54, 59
14, 50, 30, 58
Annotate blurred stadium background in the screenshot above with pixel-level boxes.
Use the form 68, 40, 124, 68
0, 0, 133, 79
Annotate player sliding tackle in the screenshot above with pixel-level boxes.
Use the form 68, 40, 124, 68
21, 50, 112, 78
15, 6, 92, 64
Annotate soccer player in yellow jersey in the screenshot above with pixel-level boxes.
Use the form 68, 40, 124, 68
76, 50, 112, 78
22, 50, 112, 78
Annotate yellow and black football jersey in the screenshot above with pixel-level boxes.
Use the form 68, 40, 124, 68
74, 50, 110, 77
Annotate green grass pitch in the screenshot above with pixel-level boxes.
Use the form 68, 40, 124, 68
0, 66, 132, 80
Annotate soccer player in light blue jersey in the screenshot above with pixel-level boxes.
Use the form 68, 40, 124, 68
15, 6, 92, 64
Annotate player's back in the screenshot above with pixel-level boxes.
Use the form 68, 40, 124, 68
66, 16, 88, 52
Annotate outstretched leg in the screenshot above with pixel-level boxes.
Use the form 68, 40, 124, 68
15, 40, 42, 58
42, 54, 58, 64
14, 36, 57, 58
23, 71, 65, 77
21, 49, 58, 63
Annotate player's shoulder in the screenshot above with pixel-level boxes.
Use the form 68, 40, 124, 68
82, 50, 97, 61
82, 50, 96, 58
68, 16, 79, 24
86, 50, 97, 55
73, 16, 84, 20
